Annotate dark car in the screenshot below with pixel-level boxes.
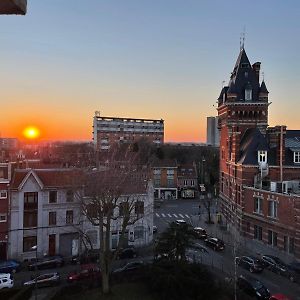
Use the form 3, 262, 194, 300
28, 255, 64, 271
288, 261, 300, 275
0, 260, 21, 273
261, 255, 297, 282
112, 261, 144, 282
193, 227, 207, 239
235, 256, 264, 273
175, 219, 187, 226
204, 237, 225, 251
67, 264, 101, 284
190, 242, 209, 254
71, 249, 99, 265
23, 272, 60, 288
117, 247, 137, 260
237, 275, 270, 300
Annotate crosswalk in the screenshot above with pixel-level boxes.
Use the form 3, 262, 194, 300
155, 212, 194, 219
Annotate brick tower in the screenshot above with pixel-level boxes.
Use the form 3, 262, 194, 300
217, 47, 270, 231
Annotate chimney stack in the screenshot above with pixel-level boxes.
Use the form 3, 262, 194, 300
252, 62, 261, 82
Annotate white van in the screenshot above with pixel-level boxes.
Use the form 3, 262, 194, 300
0, 273, 14, 289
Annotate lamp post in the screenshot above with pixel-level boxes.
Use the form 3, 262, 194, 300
30, 245, 38, 300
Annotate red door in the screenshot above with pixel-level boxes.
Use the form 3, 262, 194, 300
49, 235, 56, 256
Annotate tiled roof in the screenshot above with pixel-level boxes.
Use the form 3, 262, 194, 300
151, 159, 177, 168
10, 168, 83, 189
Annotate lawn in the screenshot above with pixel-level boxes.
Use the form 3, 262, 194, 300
55, 282, 155, 300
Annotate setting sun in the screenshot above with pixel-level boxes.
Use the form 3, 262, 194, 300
23, 126, 40, 140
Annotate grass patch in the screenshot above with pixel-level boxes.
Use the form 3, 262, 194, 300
55, 282, 155, 300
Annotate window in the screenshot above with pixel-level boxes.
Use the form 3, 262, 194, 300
153, 169, 161, 175
245, 89, 252, 101
49, 212, 56, 226
66, 210, 73, 224
258, 151, 267, 163
49, 191, 57, 203
154, 178, 160, 187
0, 190, 7, 199
0, 213, 7, 223
119, 202, 129, 216
66, 190, 74, 202
294, 151, 300, 163
254, 197, 263, 214
183, 180, 188, 186
254, 225, 262, 240
134, 226, 144, 240
135, 201, 144, 215
167, 178, 174, 187
86, 230, 98, 246
167, 169, 174, 175
23, 236, 37, 252
284, 236, 288, 252
191, 180, 195, 187
24, 192, 38, 228
268, 200, 278, 218
268, 230, 278, 247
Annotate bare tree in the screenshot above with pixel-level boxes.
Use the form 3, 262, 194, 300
203, 193, 214, 224
80, 144, 152, 294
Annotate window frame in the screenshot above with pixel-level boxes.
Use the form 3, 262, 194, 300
48, 211, 57, 226
293, 151, 300, 163
0, 213, 7, 223
49, 191, 57, 204
0, 190, 7, 199
66, 210, 73, 224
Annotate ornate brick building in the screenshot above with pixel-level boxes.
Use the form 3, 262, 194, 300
218, 47, 300, 259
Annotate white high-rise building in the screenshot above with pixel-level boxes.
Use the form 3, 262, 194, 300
206, 116, 219, 146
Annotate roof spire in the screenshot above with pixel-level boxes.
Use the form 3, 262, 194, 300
240, 26, 246, 50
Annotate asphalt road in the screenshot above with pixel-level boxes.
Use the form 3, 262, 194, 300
154, 198, 300, 300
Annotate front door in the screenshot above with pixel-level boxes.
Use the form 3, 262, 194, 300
48, 234, 56, 256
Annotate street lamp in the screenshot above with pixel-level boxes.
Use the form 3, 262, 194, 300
30, 245, 38, 300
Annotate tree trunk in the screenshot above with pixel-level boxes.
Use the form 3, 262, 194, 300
102, 270, 110, 294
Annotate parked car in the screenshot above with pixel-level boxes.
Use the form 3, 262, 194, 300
153, 225, 158, 234
117, 247, 137, 260
237, 275, 270, 300
261, 255, 297, 282
28, 255, 64, 271
0, 273, 14, 289
175, 219, 187, 226
23, 272, 60, 288
193, 227, 207, 239
71, 249, 99, 265
112, 261, 145, 281
67, 264, 101, 284
190, 242, 209, 254
235, 256, 264, 273
204, 237, 225, 251
288, 261, 300, 275
270, 294, 292, 300
0, 260, 21, 273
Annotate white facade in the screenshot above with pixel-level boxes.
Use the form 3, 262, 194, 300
83, 182, 154, 250
9, 170, 81, 261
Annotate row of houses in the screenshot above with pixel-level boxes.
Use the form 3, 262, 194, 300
0, 163, 154, 261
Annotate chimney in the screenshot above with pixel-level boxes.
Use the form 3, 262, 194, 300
252, 62, 261, 82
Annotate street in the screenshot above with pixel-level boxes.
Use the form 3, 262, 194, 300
154, 198, 300, 300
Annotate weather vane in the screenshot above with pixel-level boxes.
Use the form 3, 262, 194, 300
240, 27, 246, 50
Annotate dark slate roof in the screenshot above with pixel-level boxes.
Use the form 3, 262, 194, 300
260, 81, 269, 94
238, 128, 269, 165
217, 86, 229, 101
227, 48, 260, 102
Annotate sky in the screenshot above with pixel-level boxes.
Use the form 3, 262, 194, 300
1, 0, 300, 142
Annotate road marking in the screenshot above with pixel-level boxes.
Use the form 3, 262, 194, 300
185, 214, 190, 218
173, 214, 178, 218
179, 214, 184, 218
167, 214, 172, 217
155, 213, 160, 217
161, 213, 166, 217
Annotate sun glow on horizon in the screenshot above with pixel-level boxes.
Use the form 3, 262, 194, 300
23, 126, 40, 140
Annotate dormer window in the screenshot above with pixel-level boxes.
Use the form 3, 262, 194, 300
258, 150, 267, 163
294, 151, 300, 163
241, 63, 249, 68
245, 82, 252, 101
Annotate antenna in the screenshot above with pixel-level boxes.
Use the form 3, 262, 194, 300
262, 71, 265, 81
